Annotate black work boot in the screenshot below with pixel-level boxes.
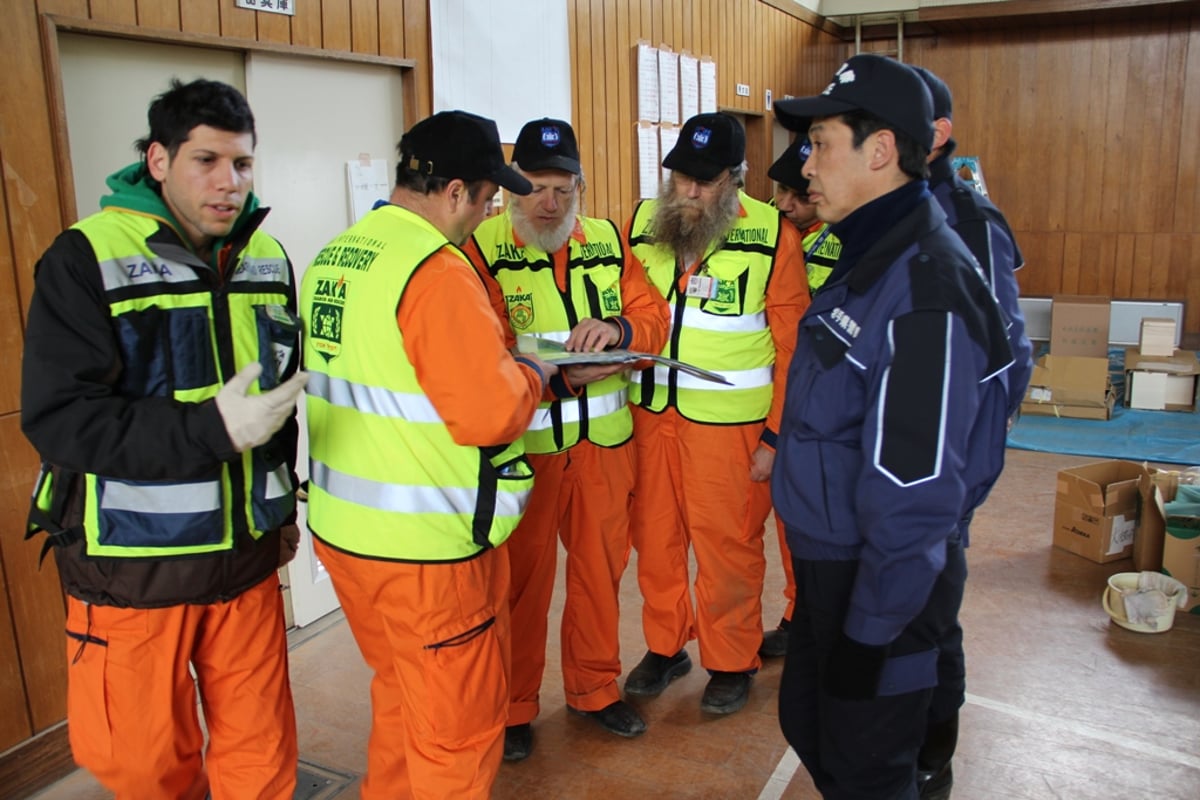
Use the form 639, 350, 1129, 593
503, 723, 533, 762
623, 649, 692, 697
700, 671, 752, 715
759, 617, 791, 658
567, 699, 647, 738
917, 712, 958, 798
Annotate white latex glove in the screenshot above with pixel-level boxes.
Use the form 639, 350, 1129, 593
215, 362, 308, 453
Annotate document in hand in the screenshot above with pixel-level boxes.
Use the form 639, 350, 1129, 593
517, 335, 733, 385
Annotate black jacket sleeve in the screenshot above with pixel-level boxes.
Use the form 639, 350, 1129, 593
20, 229, 236, 480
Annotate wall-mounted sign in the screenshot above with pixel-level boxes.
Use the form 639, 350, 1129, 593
235, 0, 295, 16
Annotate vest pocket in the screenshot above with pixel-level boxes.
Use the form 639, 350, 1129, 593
254, 305, 301, 390
95, 475, 223, 548
251, 456, 296, 532
113, 306, 217, 396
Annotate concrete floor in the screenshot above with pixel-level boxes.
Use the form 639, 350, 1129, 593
31, 448, 1200, 799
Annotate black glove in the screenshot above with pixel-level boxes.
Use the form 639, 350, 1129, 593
824, 633, 888, 701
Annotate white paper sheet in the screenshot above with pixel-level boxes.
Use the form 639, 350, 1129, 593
637, 42, 659, 122
430, 0, 571, 142
700, 58, 717, 113
637, 123, 660, 199
658, 47, 680, 125
679, 53, 699, 123
346, 158, 391, 223
659, 125, 680, 184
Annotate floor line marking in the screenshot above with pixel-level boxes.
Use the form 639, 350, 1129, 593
755, 690, 1200, 799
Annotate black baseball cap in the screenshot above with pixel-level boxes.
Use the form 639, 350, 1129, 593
911, 66, 953, 121
663, 112, 746, 181
399, 110, 532, 195
774, 54, 934, 153
767, 138, 812, 195
512, 118, 581, 175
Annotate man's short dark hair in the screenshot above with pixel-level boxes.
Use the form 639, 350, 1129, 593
393, 167, 490, 202
840, 110, 929, 182
135, 79, 256, 160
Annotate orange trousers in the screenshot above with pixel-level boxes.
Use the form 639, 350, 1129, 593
507, 441, 635, 725
774, 521, 797, 623
65, 574, 297, 800
630, 407, 771, 673
316, 539, 511, 800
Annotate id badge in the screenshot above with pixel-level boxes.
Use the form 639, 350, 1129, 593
686, 275, 719, 299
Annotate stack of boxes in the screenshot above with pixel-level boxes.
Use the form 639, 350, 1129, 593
1051, 461, 1200, 612
1124, 317, 1200, 412
1021, 295, 1115, 420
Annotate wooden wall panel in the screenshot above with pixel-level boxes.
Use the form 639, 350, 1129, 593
905, 6, 1200, 332
179, 0, 221, 36
570, 0, 843, 224
89, 0, 136, 25
350, 0, 379, 55
0, 554, 32, 751
255, 7, 292, 44
219, 0, 257, 39
135, 0, 181, 31
0, 415, 67, 733
0, 151, 23, 416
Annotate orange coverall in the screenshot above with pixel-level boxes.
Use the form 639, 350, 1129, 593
66, 574, 296, 800
464, 223, 670, 723
625, 212, 809, 673
321, 247, 544, 800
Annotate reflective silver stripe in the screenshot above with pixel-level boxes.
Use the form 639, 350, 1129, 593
310, 459, 527, 517
652, 364, 773, 392
680, 307, 767, 334
228, 258, 290, 285
98, 257, 201, 291
100, 480, 221, 514
307, 372, 443, 423
265, 466, 292, 501
526, 388, 629, 432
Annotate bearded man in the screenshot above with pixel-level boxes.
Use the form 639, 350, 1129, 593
621, 112, 809, 716
464, 118, 670, 761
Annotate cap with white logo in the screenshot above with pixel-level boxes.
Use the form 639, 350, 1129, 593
773, 54, 934, 153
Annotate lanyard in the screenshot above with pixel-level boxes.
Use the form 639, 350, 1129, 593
804, 226, 832, 261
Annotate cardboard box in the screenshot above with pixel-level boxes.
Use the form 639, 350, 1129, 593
1053, 460, 1141, 563
1138, 317, 1177, 357
1134, 465, 1176, 572
1050, 295, 1110, 357
1020, 355, 1115, 420
1136, 469, 1200, 611
1124, 348, 1200, 412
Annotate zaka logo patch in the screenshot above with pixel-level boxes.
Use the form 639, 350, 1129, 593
692, 127, 712, 148
542, 126, 561, 147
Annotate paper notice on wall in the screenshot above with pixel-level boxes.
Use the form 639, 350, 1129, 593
637, 122, 660, 199
658, 46, 680, 125
347, 158, 391, 223
679, 53, 699, 122
637, 42, 659, 122
659, 124, 680, 184
700, 57, 717, 113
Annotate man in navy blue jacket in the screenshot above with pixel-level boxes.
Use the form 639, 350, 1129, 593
771, 54, 1014, 800
909, 65, 1035, 797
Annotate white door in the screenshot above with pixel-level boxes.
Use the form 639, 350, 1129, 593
245, 51, 406, 627
57, 34, 407, 628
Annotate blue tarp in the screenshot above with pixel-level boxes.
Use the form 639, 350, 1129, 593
1007, 347, 1200, 466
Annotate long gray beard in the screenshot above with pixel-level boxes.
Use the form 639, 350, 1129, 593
510, 195, 579, 254
648, 182, 740, 263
